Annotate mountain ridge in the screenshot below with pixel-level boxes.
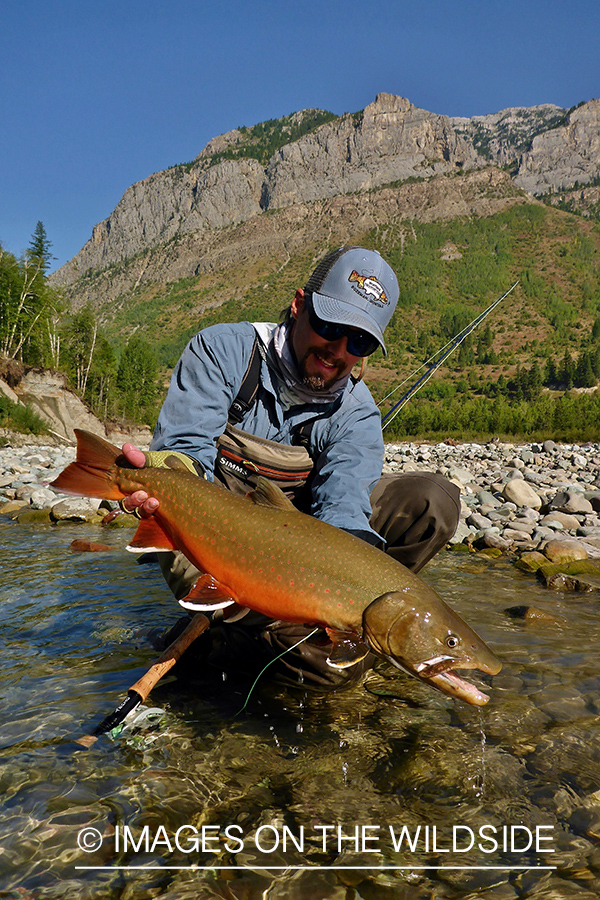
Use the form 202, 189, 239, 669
57, 166, 527, 320
52, 92, 599, 292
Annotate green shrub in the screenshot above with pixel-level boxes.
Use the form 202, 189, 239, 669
0, 396, 48, 434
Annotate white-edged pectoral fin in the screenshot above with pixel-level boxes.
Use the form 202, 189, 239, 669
325, 629, 371, 669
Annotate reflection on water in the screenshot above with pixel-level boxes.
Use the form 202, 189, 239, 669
1, 518, 600, 898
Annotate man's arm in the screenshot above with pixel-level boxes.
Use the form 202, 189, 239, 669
120, 323, 256, 515
151, 324, 255, 472
308, 386, 385, 541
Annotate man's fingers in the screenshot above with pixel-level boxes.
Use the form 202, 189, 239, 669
121, 492, 160, 516
122, 442, 147, 468
140, 498, 159, 516
122, 489, 147, 511
119, 447, 159, 516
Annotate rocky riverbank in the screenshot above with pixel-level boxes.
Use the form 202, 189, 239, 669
0, 443, 106, 525
383, 438, 600, 589
2, 437, 600, 589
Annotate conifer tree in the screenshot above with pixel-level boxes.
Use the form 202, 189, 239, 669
27, 221, 55, 273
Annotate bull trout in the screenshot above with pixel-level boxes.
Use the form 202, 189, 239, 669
51, 430, 501, 706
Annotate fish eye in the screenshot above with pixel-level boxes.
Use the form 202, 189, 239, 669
446, 634, 460, 649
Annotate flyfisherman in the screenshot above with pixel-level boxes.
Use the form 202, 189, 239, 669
122, 246, 461, 687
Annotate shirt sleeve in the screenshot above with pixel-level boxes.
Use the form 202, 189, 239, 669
150, 325, 253, 477
307, 386, 384, 540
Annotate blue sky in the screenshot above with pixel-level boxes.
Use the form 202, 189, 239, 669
1, 0, 598, 271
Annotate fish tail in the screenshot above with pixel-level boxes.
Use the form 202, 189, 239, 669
50, 429, 126, 501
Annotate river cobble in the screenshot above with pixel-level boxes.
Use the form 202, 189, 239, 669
2, 438, 600, 573
383, 439, 600, 570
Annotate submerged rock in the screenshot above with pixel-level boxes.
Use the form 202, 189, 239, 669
504, 605, 567, 626
515, 551, 548, 573
69, 539, 114, 552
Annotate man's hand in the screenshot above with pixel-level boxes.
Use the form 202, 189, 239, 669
121, 443, 159, 518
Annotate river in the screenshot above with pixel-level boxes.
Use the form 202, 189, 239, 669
1, 518, 599, 899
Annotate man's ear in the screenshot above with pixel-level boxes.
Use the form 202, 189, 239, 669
290, 288, 304, 320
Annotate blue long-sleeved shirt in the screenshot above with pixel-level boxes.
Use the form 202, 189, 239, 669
151, 322, 384, 539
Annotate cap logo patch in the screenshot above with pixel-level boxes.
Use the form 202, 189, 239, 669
348, 270, 389, 305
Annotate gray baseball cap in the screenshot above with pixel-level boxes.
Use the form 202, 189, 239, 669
304, 246, 399, 355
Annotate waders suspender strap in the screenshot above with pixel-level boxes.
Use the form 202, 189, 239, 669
216, 335, 348, 507
226, 336, 317, 449
228, 339, 262, 425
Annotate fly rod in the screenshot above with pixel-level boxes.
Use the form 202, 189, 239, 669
380, 281, 519, 430
74, 612, 210, 748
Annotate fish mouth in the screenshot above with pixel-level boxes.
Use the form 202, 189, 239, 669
386, 655, 496, 707
426, 669, 492, 707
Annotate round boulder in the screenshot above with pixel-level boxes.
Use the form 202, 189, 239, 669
501, 479, 542, 510
548, 491, 594, 515
543, 539, 588, 564
50, 497, 102, 522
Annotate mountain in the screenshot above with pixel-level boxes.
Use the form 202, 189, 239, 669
23, 92, 599, 442
45, 93, 600, 416
52, 93, 599, 296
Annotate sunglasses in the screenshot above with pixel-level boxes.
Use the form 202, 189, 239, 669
305, 297, 380, 357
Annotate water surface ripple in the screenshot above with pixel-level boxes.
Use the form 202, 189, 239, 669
1, 519, 599, 899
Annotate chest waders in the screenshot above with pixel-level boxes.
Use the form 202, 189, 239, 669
157, 339, 363, 689
156, 338, 461, 689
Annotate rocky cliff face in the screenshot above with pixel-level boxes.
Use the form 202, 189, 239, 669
57, 167, 525, 313
63, 158, 265, 277
450, 104, 565, 166
260, 94, 479, 209
514, 99, 600, 194
50, 94, 482, 286
51, 93, 600, 289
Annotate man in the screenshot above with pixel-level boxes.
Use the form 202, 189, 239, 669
123, 246, 460, 687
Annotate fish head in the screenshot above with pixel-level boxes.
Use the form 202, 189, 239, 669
362, 590, 501, 706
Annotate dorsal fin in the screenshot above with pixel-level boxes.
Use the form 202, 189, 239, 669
246, 476, 296, 511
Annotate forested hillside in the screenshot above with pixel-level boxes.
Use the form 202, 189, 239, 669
4, 201, 600, 442
0, 224, 158, 429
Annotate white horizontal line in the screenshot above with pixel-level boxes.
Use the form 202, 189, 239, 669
76, 865, 558, 871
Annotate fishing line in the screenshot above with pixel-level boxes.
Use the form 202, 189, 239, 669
378, 330, 472, 408
234, 627, 320, 716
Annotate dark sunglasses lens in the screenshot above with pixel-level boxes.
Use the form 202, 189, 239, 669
308, 308, 342, 340
346, 333, 379, 356
307, 303, 379, 356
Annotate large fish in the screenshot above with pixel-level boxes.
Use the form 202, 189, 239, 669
51, 430, 501, 705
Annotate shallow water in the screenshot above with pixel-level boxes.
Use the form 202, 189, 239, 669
1, 519, 599, 899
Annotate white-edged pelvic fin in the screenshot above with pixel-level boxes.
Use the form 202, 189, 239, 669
126, 544, 173, 554
325, 629, 370, 669
177, 572, 238, 612
179, 597, 235, 611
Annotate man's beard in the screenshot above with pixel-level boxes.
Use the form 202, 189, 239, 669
300, 350, 346, 392
303, 373, 328, 391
